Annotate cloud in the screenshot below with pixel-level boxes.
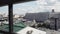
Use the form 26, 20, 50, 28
0, 6, 8, 14
50, 0, 56, 2
36, 0, 47, 6
36, 0, 60, 12
52, 2, 60, 12
1, 0, 60, 15
58, 0, 60, 2
36, 0, 57, 6
9, 0, 60, 14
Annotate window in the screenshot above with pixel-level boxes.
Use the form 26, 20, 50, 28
0, 6, 8, 34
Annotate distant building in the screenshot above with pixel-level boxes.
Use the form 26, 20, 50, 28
24, 9, 60, 30
24, 12, 49, 23
0, 14, 3, 20
49, 9, 60, 30
24, 19, 37, 26
49, 13, 60, 29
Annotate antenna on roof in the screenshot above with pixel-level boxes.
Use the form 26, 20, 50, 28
52, 9, 55, 13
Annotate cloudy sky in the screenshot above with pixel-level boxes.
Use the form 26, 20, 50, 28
0, 0, 60, 15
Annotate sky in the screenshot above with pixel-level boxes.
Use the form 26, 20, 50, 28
0, 0, 60, 15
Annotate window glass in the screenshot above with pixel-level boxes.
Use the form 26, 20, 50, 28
0, 6, 9, 33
